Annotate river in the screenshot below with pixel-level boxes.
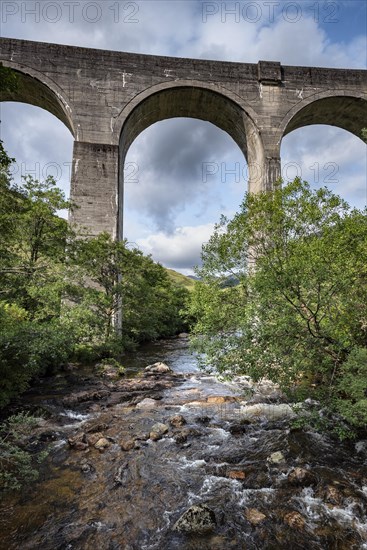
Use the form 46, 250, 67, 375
1, 336, 367, 549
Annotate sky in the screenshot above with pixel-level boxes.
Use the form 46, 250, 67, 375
1, 0, 366, 275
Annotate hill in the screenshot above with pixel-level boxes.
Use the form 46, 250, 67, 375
165, 268, 196, 291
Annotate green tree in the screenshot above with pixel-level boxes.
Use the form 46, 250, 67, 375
68, 233, 189, 356
0, 175, 72, 318
0, 173, 76, 406
0, 412, 48, 492
191, 178, 367, 411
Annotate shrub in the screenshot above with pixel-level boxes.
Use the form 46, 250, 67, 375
0, 412, 48, 492
334, 347, 367, 429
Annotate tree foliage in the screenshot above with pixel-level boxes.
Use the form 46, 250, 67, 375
67, 233, 189, 354
0, 412, 48, 492
0, 175, 72, 319
0, 147, 189, 407
190, 178, 367, 425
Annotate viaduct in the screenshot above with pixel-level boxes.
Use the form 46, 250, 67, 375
0, 38, 366, 238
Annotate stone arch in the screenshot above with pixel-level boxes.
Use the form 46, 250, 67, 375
117, 82, 265, 238
280, 91, 367, 142
0, 62, 76, 137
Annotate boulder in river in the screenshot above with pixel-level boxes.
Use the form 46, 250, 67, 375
173, 504, 216, 534
94, 437, 110, 450
174, 431, 188, 444
120, 438, 136, 451
227, 470, 246, 480
63, 389, 110, 406
136, 398, 159, 409
207, 396, 238, 404
68, 432, 87, 448
145, 362, 172, 375
149, 422, 169, 441
283, 511, 305, 530
287, 467, 316, 487
324, 484, 343, 505
245, 508, 267, 525
239, 403, 295, 422
73, 440, 88, 451
169, 414, 186, 427
267, 451, 285, 464
86, 432, 105, 446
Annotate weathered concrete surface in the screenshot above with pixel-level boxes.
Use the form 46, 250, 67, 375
0, 38, 366, 238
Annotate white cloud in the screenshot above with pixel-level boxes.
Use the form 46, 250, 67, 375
136, 223, 216, 274
181, 11, 366, 69
281, 126, 367, 208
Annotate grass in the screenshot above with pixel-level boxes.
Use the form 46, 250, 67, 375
165, 268, 196, 291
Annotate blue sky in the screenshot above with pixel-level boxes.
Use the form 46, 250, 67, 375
1, 0, 366, 274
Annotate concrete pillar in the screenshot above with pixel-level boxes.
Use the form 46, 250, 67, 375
69, 142, 119, 238
264, 155, 281, 191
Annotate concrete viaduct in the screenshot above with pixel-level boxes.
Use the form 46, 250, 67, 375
0, 37, 366, 239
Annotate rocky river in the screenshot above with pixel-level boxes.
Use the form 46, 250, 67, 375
1, 336, 367, 549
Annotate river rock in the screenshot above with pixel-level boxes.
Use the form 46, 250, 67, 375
173, 427, 199, 444
73, 441, 89, 451
80, 460, 94, 474
120, 438, 136, 451
63, 389, 110, 406
68, 433, 88, 451
325, 485, 343, 505
207, 396, 238, 404
169, 414, 186, 427
136, 398, 159, 409
227, 470, 246, 480
178, 333, 189, 338
94, 437, 110, 450
84, 422, 109, 433
239, 403, 295, 422
267, 451, 285, 464
245, 508, 266, 525
145, 362, 172, 375
283, 511, 305, 530
247, 391, 285, 404
287, 467, 316, 487
86, 432, 105, 446
173, 504, 216, 534
134, 432, 150, 441
174, 431, 188, 444
150, 422, 169, 441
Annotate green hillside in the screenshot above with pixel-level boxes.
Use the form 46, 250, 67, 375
166, 268, 196, 291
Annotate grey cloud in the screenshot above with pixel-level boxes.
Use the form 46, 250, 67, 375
1, 103, 74, 193
137, 223, 215, 273
2, 1, 197, 55
124, 118, 242, 232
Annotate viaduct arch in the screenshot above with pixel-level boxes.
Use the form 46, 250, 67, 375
0, 38, 366, 239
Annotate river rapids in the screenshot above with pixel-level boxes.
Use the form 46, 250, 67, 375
0, 336, 366, 549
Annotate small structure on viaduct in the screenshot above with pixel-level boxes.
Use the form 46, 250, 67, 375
1, 38, 366, 238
